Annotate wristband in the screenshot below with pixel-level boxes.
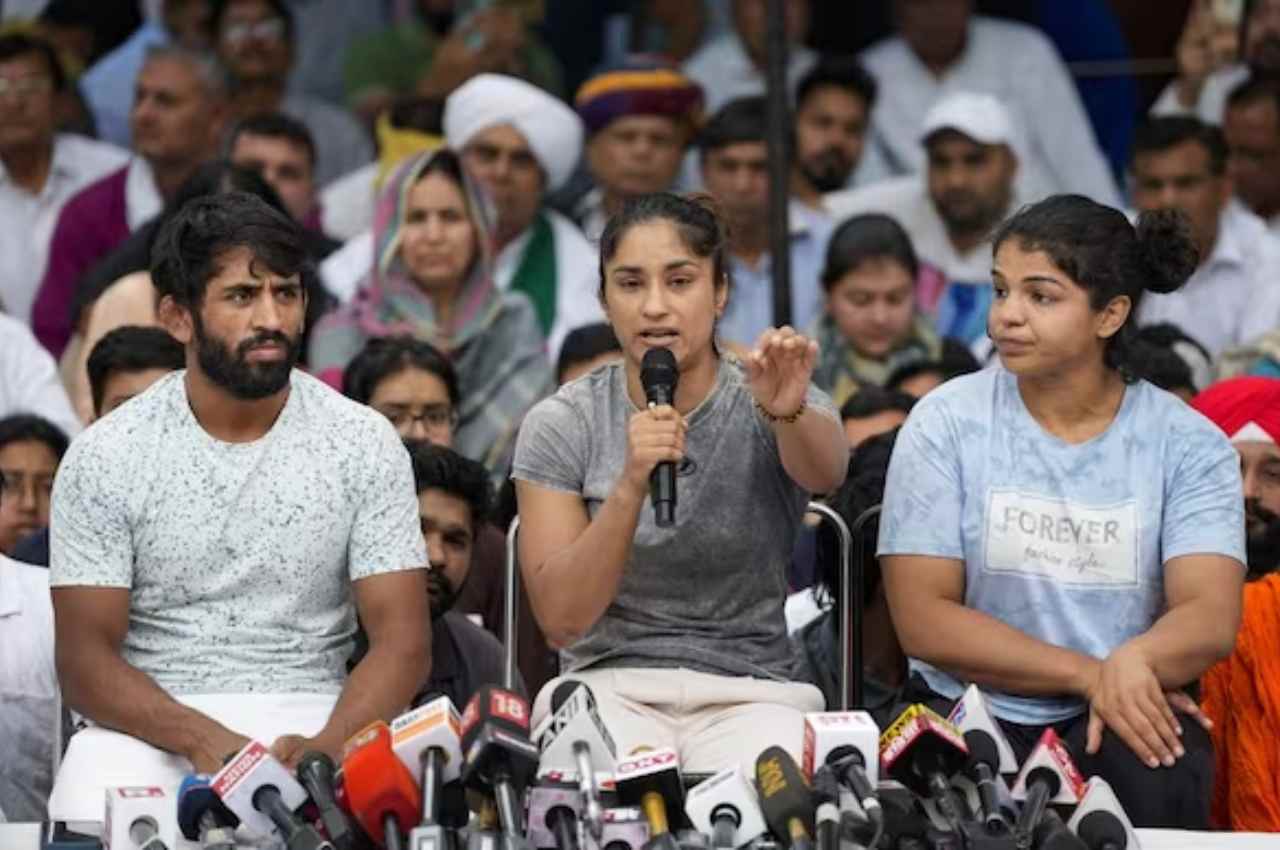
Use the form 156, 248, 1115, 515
754, 397, 806, 424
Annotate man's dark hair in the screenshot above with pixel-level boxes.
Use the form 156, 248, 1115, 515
1131, 116, 1229, 176
150, 190, 307, 309
839, 385, 916, 422
815, 429, 898, 610
1133, 323, 1208, 397
86, 326, 186, 415
0, 32, 66, 93
796, 55, 877, 114
342, 336, 460, 408
0, 414, 70, 462
698, 95, 768, 155
406, 441, 492, 530
556, 323, 620, 382
211, 0, 295, 42
1227, 75, 1280, 120
885, 340, 980, 392
228, 111, 317, 168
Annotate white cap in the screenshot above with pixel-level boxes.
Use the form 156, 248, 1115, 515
919, 91, 1016, 147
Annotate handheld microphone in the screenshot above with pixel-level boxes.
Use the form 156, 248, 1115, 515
1010, 729, 1086, 849
211, 741, 313, 842
878, 705, 969, 831
684, 763, 767, 849
343, 721, 422, 850
947, 686, 1018, 775
298, 751, 362, 850
536, 682, 617, 842
460, 686, 540, 841
615, 748, 684, 850
1066, 778, 1140, 850
391, 695, 464, 850
754, 747, 815, 850
808, 767, 839, 850
176, 775, 238, 850
640, 347, 679, 527
104, 787, 174, 850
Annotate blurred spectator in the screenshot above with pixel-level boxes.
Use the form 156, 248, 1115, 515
556, 322, 621, 386
683, 0, 815, 114
343, 335, 459, 446
859, 0, 1118, 205
885, 340, 979, 398
308, 148, 553, 479
1224, 77, 1280, 233
791, 55, 876, 210
839, 386, 914, 450
811, 213, 945, 408
0, 312, 80, 438
0, 467, 58, 822
1194, 377, 1280, 831
445, 73, 602, 357
344, 2, 563, 126
698, 95, 831, 346
1132, 116, 1280, 358
227, 111, 324, 230
1136, 322, 1214, 394
349, 441, 520, 708
79, 0, 213, 147
0, 414, 67, 556
0, 32, 126, 326
342, 334, 556, 694
794, 430, 905, 721
827, 92, 1021, 346
1132, 341, 1198, 403
213, 0, 372, 187
282, 0, 389, 107
572, 59, 704, 243
1153, 0, 1280, 126
32, 45, 227, 357
36, 0, 143, 71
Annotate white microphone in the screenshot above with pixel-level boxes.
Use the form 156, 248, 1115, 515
1067, 777, 1141, 850
946, 685, 1018, 774
683, 763, 767, 849
599, 807, 650, 850
801, 711, 881, 830
537, 682, 618, 841
1011, 729, 1087, 844
103, 787, 174, 850
210, 740, 310, 840
392, 695, 465, 784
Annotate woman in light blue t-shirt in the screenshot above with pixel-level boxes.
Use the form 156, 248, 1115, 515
879, 195, 1246, 828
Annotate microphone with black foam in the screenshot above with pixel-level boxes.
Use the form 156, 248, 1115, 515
390, 695, 464, 850
343, 721, 422, 850
754, 747, 815, 850
640, 347, 679, 527
297, 751, 361, 850
1010, 729, 1086, 850
176, 775, 238, 850
1066, 778, 1140, 850
1031, 810, 1087, 850
211, 741, 331, 849
800, 711, 882, 835
459, 686, 540, 842
808, 766, 840, 850
878, 705, 970, 832
535, 681, 618, 843
684, 763, 767, 849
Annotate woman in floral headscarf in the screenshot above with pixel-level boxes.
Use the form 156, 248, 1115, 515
309, 148, 553, 476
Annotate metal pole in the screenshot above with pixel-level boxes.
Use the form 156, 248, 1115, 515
806, 502, 863, 711
764, 0, 793, 329
503, 517, 521, 691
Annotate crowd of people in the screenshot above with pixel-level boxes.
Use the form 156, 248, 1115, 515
2, 0, 1280, 837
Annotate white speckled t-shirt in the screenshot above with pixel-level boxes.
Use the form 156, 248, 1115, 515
49, 370, 428, 695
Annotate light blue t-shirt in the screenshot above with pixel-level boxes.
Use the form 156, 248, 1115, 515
878, 367, 1245, 724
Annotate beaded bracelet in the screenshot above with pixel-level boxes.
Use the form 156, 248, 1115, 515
754, 397, 807, 424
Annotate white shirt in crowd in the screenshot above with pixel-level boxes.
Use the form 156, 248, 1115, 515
0, 312, 82, 438
0, 553, 59, 824
319, 160, 377, 242
1150, 63, 1249, 126
49, 369, 426, 696
0, 134, 128, 324
858, 16, 1121, 208
1139, 201, 1280, 359
682, 32, 817, 114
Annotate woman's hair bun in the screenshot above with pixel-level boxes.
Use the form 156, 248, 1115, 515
1134, 207, 1198, 295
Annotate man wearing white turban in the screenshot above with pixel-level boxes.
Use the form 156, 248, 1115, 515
444, 74, 602, 359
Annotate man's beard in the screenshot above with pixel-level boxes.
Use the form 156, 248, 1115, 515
800, 148, 854, 194
193, 317, 300, 400
1245, 498, 1280, 579
428, 569, 458, 620
936, 188, 1007, 238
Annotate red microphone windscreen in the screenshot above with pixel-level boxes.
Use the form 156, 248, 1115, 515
342, 721, 421, 845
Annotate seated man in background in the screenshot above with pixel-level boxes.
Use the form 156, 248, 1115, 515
0, 415, 67, 557
0, 468, 58, 822
10, 326, 186, 569
353, 442, 519, 708
839, 386, 915, 450
556, 323, 621, 386
227, 111, 330, 237
1193, 377, 1280, 830
47, 191, 428, 824
790, 56, 877, 211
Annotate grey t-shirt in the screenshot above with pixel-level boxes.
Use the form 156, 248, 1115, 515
50, 370, 427, 695
512, 357, 838, 681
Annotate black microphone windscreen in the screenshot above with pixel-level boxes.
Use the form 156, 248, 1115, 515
641, 348, 678, 401
963, 731, 999, 772
754, 746, 814, 846
1077, 811, 1128, 849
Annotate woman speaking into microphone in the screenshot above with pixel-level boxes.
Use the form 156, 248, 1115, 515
513, 193, 846, 769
